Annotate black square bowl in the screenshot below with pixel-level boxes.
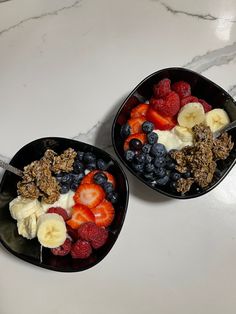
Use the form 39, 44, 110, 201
0, 138, 129, 272
112, 67, 236, 199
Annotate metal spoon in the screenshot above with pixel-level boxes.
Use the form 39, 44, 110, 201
0, 159, 23, 177
213, 120, 236, 139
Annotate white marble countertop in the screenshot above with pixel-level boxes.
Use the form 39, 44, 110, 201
1, 0, 236, 313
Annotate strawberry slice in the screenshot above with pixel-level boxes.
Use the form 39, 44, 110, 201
91, 199, 115, 227
74, 183, 105, 208
146, 108, 176, 130
130, 103, 149, 118
81, 170, 116, 187
123, 133, 147, 151
128, 117, 146, 134
66, 204, 95, 229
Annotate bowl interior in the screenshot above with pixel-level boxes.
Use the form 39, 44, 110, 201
112, 67, 236, 199
0, 137, 129, 272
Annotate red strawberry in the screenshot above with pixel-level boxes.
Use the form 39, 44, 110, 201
146, 108, 176, 130
153, 78, 171, 98
47, 207, 69, 221
152, 91, 180, 117
172, 81, 191, 98
74, 183, 105, 208
198, 99, 212, 112
130, 103, 149, 118
51, 238, 72, 256
128, 117, 146, 134
123, 133, 147, 151
91, 199, 115, 227
180, 96, 198, 107
71, 239, 92, 259
81, 170, 116, 188
78, 222, 108, 249
66, 204, 95, 229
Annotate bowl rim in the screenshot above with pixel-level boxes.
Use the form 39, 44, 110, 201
111, 67, 236, 199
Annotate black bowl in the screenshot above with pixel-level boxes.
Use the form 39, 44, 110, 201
0, 137, 129, 272
112, 67, 236, 199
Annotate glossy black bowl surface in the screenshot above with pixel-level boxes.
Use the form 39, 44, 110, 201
0, 138, 129, 272
112, 67, 236, 199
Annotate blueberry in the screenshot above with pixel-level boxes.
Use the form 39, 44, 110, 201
144, 154, 153, 164
71, 173, 84, 183
73, 160, 85, 173
166, 157, 176, 170
107, 191, 118, 204
70, 182, 79, 192
76, 151, 84, 161
147, 132, 158, 145
154, 156, 166, 168
131, 162, 144, 173
120, 123, 131, 138
134, 152, 146, 164
144, 163, 155, 173
124, 150, 135, 162
93, 172, 107, 185
182, 171, 191, 179
83, 152, 96, 164
151, 143, 167, 157
60, 184, 70, 194
55, 173, 63, 182
142, 121, 154, 134
129, 138, 142, 151
86, 162, 96, 170
61, 173, 71, 184
154, 167, 166, 178
97, 159, 107, 170
142, 143, 151, 154
169, 181, 177, 190
102, 182, 114, 194
170, 172, 181, 181
156, 175, 169, 186
143, 172, 155, 181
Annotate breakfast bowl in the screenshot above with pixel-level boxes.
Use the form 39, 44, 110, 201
0, 137, 129, 272
112, 67, 236, 199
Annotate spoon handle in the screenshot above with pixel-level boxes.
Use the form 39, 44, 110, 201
0, 159, 23, 177
214, 120, 236, 138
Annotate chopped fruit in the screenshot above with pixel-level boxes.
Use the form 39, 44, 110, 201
153, 78, 171, 98
78, 222, 108, 248
120, 123, 131, 138
130, 103, 149, 118
150, 97, 165, 111
47, 207, 69, 221
66, 204, 95, 229
142, 121, 154, 134
51, 238, 72, 256
129, 138, 143, 150
90, 227, 108, 249
146, 108, 176, 130
180, 96, 198, 107
71, 239, 92, 259
66, 225, 79, 241
124, 133, 147, 151
153, 91, 180, 117
74, 183, 105, 208
81, 170, 116, 188
128, 117, 146, 134
91, 199, 115, 227
172, 81, 191, 98
198, 99, 212, 113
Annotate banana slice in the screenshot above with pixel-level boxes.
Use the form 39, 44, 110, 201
205, 108, 230, 133
173, 125, 194, 143
37, 213, 66, 248
17, 214, 37, 239
9, 197, 42, 221
177, 102, 205, 128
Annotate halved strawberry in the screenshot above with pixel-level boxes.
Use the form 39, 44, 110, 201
74, 183, 105, 208
146, 108, 176, 130
66, 204, 95, 229
127, 117, 146, 134
91, 199, 115, 227
130, 103, 149, 118
81, 170, 116, 187
123, 133, 147, 151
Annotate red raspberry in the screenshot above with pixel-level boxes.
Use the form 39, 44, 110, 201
153, 78, 171, 98
149, 97, 165, 111
198, 99, 212, 112
51, 238, 72, 256
90, 228, 108, 249
67, 225, 79, 241
47, 207, 69, 221
180, 96, 198, 107
78, 222, 108, 249
71, 239, 92, 259
172, 81, 191, 98
153, 91, 180, 117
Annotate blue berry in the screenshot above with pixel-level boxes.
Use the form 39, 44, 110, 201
145, 154, 153, 164
154, 167, 166, 178
142, 121, 154, 134
169, 181, 177, 190
182, 171, 191, 179
156, 175, 169, 186
151, 143, 167, 157
154, 156, 166, 168
129, 138, 142, 151
166, 157, 176, 170
107, 191, 118, 203
97, 159, 107, 170
142, 143, 151, 154
73, 160, 85, 173
170, 172, 181, 181
60, 184, 70, 194
145, 163, 155, 173
143, 172, 155, 181
55, 173, 63, 182
102, 182, 114, 194
70, 182, 79, 192
83, 152, 96, 164
86, 162, 96, 170
124, 150, 135, 162
147, 132, 158, 145
131, 162, 144, 173
134, 153, 146, 164
93, 172, 107, 185
120, 123, 131, 138
76, 151, 84, 161
61, 174, 71, 184
71, 173, 84, 184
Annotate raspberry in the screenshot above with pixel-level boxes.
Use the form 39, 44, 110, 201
47, 207, 69, 221
90, 228, 108, 249
78, 222, 108, 249
172, 81, 191, 98
51, 238, 72, 256
67, 225, 79, 241
153, 91, 180, 117
198, 99, 212, 112
153, 78, 171, 98
180, 96, 198, 107
71, 239, 92, 259
149, 97, 165, 111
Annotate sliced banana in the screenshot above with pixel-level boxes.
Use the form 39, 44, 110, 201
173, 125, 194, 143
205, 108, 230, 133
17, 214, 37, 239
177, 102, 205, 128
9, 197, 42, 221
37, 213, 66, 248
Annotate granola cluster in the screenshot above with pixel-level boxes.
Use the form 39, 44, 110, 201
171, 123, 234, 194
17, 148, 77, 204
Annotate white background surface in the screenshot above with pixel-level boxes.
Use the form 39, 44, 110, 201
1, 0, 236, 313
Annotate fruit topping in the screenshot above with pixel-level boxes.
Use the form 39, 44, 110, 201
51, 238, 72, 256
91, 199, 115, 227
73, 183, 105, 208
130, 103, 149, 118
66, 204, 95, 229
71, 239, 92, 259
128, 117, 146, 134
153, 78, 171, 98
146, 108, 176, 130
177, 102, 205, 128
180, 96, 198, 107
172, 81, 191, 98
47, 207, 69, 221
78, 222, 108, 249
123, 133, 147, 151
